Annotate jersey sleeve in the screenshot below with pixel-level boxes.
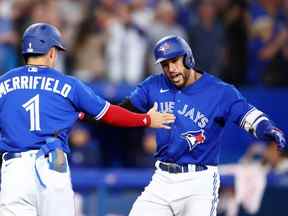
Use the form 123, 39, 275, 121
224, 85, 269, 136
128, 76, 154, 112
69, 79, 109, 119
224, 85, 252, 124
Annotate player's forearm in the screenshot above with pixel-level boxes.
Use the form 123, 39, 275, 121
100, 104, 151, 127
239, 108, 286, 148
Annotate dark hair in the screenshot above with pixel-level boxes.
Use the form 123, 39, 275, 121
23, 53, 46, 64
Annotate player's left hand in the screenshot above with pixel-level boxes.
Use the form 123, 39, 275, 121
148, 103, 176, 129
267, 128, 286, 150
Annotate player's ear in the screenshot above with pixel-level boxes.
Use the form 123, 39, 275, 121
52, 47, 57, 58
47, 47, 57, 67
47, 47, 55, 56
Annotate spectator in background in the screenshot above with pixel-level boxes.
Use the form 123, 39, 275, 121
57, 0, 89, 75
29, 0, 66, 72
54, 0, 89, 50
219, 141, 288, 216
69, 123, 102, 167
147, 0, 187, 74
173, 0, 197, 31
105, 2, 148, 84
133, 128, 157, 168
0, 0, 12, 18
10, 0, 31, 46
219, 143, 268, 216
247, 0, 288, 85
0, 1, 18, 74
188, 0, 226, 76
71, 9, 107, 81
130, 0, 154, 32
264, 142, 288, 187
221, 0, 248, 86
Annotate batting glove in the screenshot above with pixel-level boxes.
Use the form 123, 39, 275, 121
267, 128, 286, 150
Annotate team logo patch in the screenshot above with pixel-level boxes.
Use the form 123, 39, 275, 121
181, 130, 206, 151
159, 42, 171, 54
27, 42, 34, 53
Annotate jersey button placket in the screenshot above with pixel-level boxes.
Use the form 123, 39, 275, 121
176, 91, 181, 103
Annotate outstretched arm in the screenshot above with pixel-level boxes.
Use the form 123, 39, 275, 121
239, 108, 286, 150
224, 86, 286, 151
80, 104, 175, 129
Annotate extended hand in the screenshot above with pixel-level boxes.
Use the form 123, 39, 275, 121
148, 103, 176, 129
268, 128, 286, 150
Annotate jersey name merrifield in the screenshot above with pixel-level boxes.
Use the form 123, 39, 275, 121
0, 75, 72, 98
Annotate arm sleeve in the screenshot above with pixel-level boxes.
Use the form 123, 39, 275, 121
225, 85, 278, 140
224, 85, 253, 125
100, 104, 151, 127
70, 80, 151, 127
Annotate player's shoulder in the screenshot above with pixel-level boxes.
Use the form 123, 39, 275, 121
47, 68, 79, 84
140, 73, 165, 86
206, 72, 239, 94
0, 66, 25, 81
143, 73, 163, 82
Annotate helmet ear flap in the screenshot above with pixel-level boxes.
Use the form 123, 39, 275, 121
183, 54, 194, 69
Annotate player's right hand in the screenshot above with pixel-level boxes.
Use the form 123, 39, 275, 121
147, 103, 176, 129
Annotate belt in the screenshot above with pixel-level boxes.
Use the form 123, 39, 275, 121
157, 161, 207, 173
3, 152, 23, 161
3, 150, 40, 161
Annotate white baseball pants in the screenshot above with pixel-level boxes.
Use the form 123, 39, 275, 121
0, 150, 75, 216
129, 164, 220, 216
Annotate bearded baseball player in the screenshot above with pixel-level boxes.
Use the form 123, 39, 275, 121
119, 35, 287, 216
0, 23, 175, 216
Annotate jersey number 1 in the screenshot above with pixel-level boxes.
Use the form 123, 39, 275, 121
22, 94, 41, 131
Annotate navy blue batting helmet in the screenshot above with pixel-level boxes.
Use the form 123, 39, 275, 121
22, 23, 65, 55
153, 35, 195, 69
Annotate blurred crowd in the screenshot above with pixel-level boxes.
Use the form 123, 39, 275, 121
218, 142, 288, 216
1, 0, 288, 168
1, 0, 288, 85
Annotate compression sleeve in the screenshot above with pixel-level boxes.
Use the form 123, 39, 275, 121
100, 104, 151, 127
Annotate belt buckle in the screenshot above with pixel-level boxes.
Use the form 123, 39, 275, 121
167, 164, 175, 173
188, 164, 195, 172
170, 163, 182, 173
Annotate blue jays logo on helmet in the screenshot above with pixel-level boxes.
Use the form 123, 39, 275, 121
181, 130, 206, 151
153, 35, 195, 69
22, 23, 66, 55
158, 42, 171, 54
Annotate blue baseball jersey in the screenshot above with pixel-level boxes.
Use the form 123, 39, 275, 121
0, 66, 109, 153
129, 72, 254, 165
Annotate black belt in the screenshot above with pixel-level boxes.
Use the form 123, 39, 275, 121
3, 151, 42, 161
158, 162, 207, 173
3, 152, 23, 161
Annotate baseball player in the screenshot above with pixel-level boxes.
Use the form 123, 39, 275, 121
0, 23, 175, 216
119, 35, 287, 216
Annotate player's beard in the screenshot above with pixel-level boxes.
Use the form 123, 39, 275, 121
170, 70, 191, 89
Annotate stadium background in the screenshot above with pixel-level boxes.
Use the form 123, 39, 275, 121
0, 0, 288, 215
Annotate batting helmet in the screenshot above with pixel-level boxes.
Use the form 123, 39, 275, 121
153, 35, 195, 69
22, 23, 65, 55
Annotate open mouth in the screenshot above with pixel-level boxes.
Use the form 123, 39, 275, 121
171, 74, 182, 83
